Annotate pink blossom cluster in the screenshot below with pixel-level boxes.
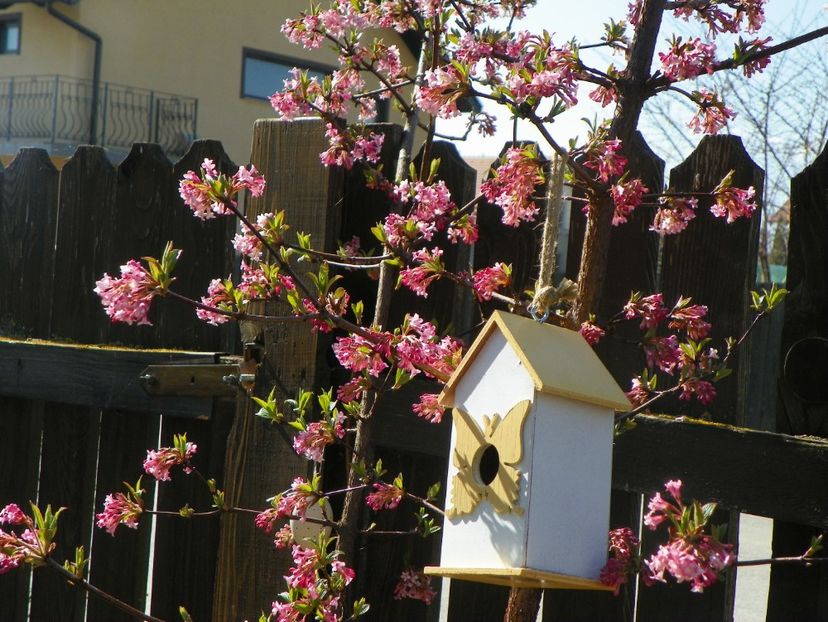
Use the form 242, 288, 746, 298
585, 138, 627, 183
0, 504, 38, 575
672, 0, 766, 36
472, 263, 511, 301
651, 196, 698, 235
272, 477, 321, 522
579, 319, 605, 346
394, 314, 463, 380
711, 171, 757, 223
320, 124, 385, 169
271, 542, 355, 621
505, 40, 580, 107
394, 569, 437, 605
416, 66, 466, 119
599, 527, 640, 595
659, 37, 716, 81
611, 177, 650, 225
179, 159, 265, 220
365, 481, 404, 511
624, 294, 720, 405
95, 259, 160, 326
688, 90, 736, 135
96, 489, 143, 536
332, 315, 461, 405
400, 248, 445, 297
481, 147, 545, 227
643, 480, 735, 593
196, 278, 234, 326
143, 437, 197, 481
412, 392, 445, 423
292, 413, 346, 462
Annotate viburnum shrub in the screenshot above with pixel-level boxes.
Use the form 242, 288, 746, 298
3, 1, 825, 620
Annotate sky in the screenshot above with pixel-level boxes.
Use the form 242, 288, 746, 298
435, 0, 828, 158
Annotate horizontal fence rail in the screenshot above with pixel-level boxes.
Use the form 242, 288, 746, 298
0, 75, 197, 158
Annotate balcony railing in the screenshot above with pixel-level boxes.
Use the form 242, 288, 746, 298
0, 75, 198, 158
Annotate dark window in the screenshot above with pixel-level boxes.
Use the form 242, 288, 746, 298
0, 15, 20, 54
241, 47, 331, 101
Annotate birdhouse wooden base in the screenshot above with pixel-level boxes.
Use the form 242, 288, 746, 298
423, 566, 613, 591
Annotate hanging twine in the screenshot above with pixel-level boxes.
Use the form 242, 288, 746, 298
529, 155, 577, 321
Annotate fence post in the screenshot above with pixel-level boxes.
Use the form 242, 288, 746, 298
766, 140, 828, 621
212, 118, 344, 620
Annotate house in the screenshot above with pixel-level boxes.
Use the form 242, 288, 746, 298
0, 0, 418, 163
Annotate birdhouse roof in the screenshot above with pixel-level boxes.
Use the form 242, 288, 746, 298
440, 311, 631, 411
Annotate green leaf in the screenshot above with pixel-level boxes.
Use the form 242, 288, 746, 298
427, 481, 441, 501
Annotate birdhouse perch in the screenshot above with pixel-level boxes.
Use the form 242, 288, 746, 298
424, 311, 630, 590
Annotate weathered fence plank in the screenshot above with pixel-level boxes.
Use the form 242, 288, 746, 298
767, 140, 828, 622
29, 404, 100, 622
86, 409, 160, 622
634, 134, 762, 622
0, 397, 43, 622
49, 146, 118, 344
0, 338, 218, 418
162, 140, 236, 352
0, 149, 58, 338
213, 118, 343, 619
150, 409, 234, 622
660, 134, 763, 426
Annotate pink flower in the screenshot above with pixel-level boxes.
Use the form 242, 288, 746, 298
600, 527, 640, 595
255, 507, 281, 534
96, 491, 143, 536
711, 171, 756, 223
688, 90, 735, 135
643, 492, 673, 530
365, 481, 404, 511
472, 263, 511, 301
585, 139, 627, 183
143, 437, 197, 481
669, 304, 711, 340
332, 332, 390, 377
196, 278, 233, 326
611, 177, 649, 225
481, 147, 545, 227
273, 524, 294, 549
416, 66, 465, 118
644, 334, 682, 375
626, 376, 650, 407
0, 504, 26, 526
412, 392, 445, 424
394, 569, 436, 605
651, 196, 697, 235
646, 536, 734, 593
400, 248, 445, 298
659, 37, 716, 81
292, 415, 346, 463
276, 478, 318, 521
589, 84, 617, 107
95, 259, 161, 325
624, 293, 668, 330
579, 320, 605, 346
678, 378, 717, 405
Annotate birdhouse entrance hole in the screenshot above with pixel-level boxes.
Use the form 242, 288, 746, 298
477, 444, 500, 485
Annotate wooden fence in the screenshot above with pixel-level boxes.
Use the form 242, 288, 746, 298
1, 119, 828, 622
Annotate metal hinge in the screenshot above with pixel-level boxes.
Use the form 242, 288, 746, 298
139, 343, 262, 398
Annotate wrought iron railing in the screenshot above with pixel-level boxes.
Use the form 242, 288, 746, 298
0, 75, 198, 158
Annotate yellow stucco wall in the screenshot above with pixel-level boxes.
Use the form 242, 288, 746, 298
0, 1, 417, 163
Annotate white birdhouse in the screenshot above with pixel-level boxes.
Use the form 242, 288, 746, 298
424, 311, 630, 590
